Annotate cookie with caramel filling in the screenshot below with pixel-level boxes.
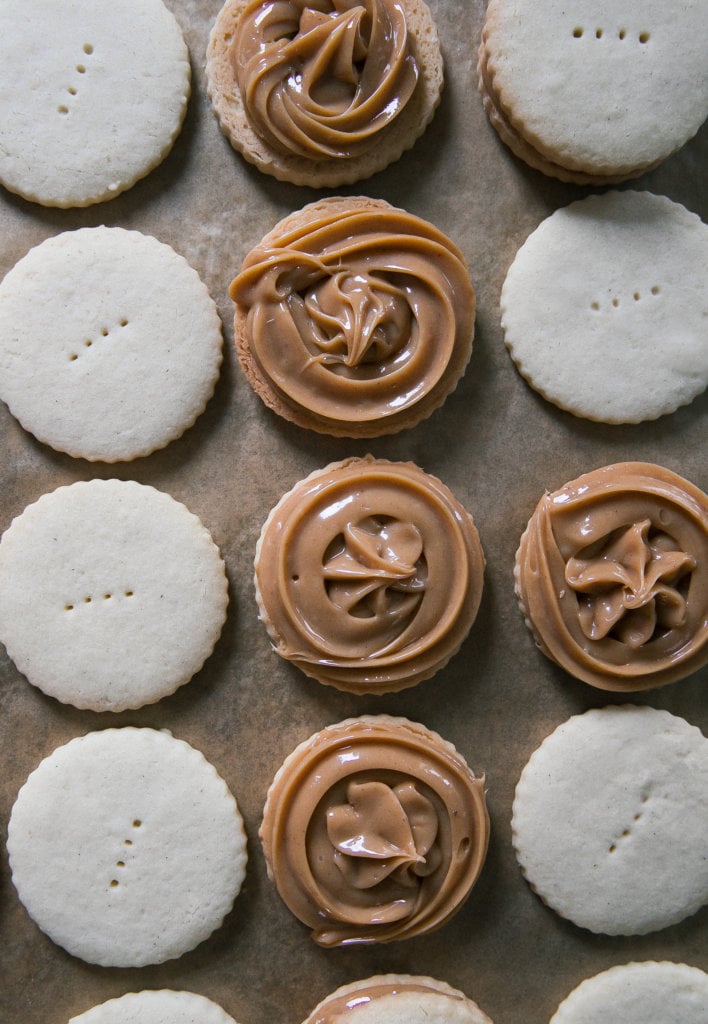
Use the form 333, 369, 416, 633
255, 455, 485, 694
260, 716, 489, 947
231, 196, 475, 437
478, 0, 708, 184
206, 0, 443, 186
515, 462, 708, 691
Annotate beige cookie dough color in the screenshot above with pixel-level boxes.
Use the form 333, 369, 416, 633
7, 728, 247, 967
550, 962, 708, 1024
480, 0, 708, 180
512, 706, 708, 935
69, 990, 240, 1024
0, 480, 228, 711
0, 227, 223, 462
501, 192, 708, 423
0, 0, 190, 207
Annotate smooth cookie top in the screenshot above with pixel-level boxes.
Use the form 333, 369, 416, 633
69, 990, 240, 1024
0, 227, 223, 462
551, 962, 708, 1024
302, 974, 495, 1024
8, 728, 247, 967
0, 0, 190, 207
0, 479, 228, 711
501, 191, 708, 424
483, 0, 708, 175
512, 705, 708, 936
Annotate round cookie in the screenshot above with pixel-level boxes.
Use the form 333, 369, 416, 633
230, 196, 475, 437
0, 479, 228, 712
69, 990, 240, 1024
254, 456, 485, 693
500, 191, 708, 424
479, 0, 708, 182
512, 705, 708, 936
0, 227, 223, 462
206, 0, 443, 186
261, 716, 489, 947
476, 42, 646, 187
7, 728, 248, 967
514, 462, 708, 692
550, 962, 708, 1024
0, 0, 190, 208
301, 975, 495, 1024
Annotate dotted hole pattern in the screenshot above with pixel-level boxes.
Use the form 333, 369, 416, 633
572, 27, 651, 42
608, 788, 651, 854
590, 284, 661, 312
68, 318, 129, 362
64, 589, 134, 612
57, 42, 95, 115
110, 818, 142, 890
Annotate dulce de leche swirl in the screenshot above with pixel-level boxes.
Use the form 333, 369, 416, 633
231, 0, 418, 161
255, 456, 485, 693
230, 197, 475, 437
516, 462, 708, 691
260, 716, 489, 947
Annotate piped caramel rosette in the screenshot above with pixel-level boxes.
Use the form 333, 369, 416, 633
301, 973, 495, 1023
233, 0, 418, 161
255, 456, 485, 693
515, 463, 708, 691
260, 717, 489, 947
206, 0, 443, 186
230, 197, 475, 437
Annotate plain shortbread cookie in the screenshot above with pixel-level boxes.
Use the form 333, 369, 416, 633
501, 191, 708, 423
7, 728, 248, 967
0, 227, 223, 462
512, 705, 708, 935
0, 0, 190, 208
0, 479, 228, 712
69, 990, 240, 1024
550, 962, 708, 1024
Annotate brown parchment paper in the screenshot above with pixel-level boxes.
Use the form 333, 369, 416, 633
0, 3, 706, 1022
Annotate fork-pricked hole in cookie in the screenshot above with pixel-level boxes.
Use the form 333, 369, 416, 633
571, 26, 651, 43
57, 42, 95, 115
109, 818, 142, 890
63, 587, 135, 611
68, 317, 129, 361
608, 786, 651, 853
589, 284, 662, 312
